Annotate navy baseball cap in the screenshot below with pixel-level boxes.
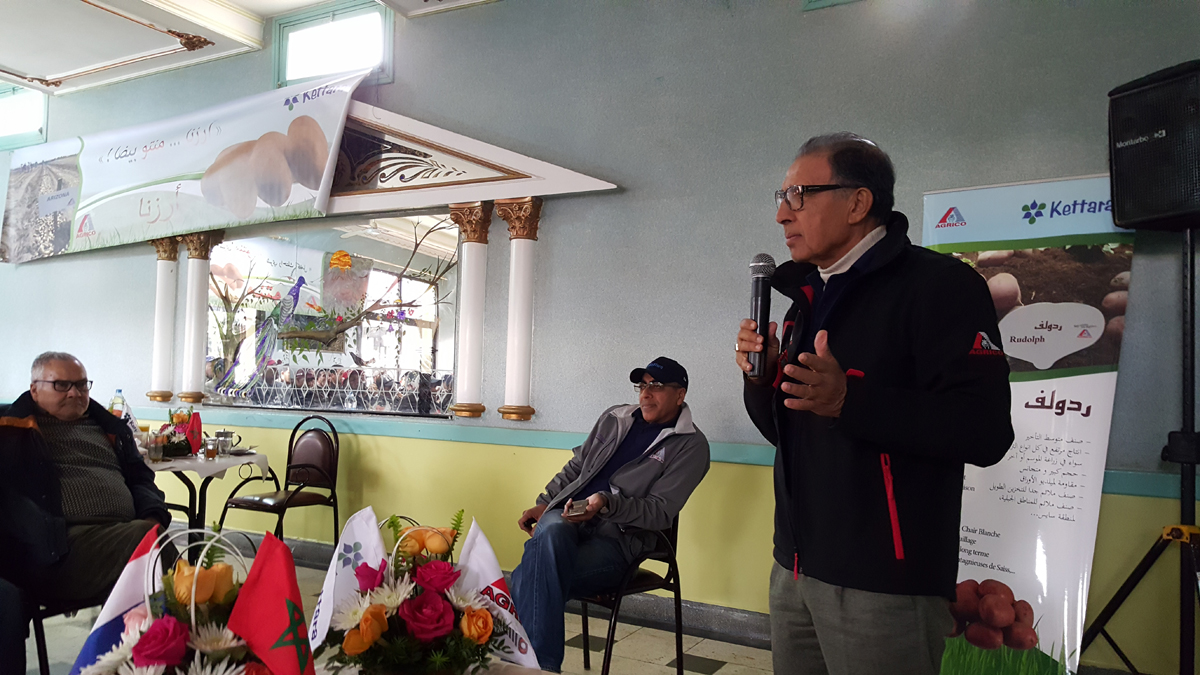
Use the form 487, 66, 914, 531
629, 357, 689, 389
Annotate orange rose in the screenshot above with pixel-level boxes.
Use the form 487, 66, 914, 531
342, 628, 369, 656
342, 603, 389, 656
210, 563, 235, 604
173, 559, 216, 606
425, 528, 457, 555
460, 607, 493, 645
398, 527, 426, 556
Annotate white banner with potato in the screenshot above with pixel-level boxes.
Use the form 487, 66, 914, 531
924, 176, 1132, 674
1, 70, 367, 264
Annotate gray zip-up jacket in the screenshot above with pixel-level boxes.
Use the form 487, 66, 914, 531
537, 403, 710, 560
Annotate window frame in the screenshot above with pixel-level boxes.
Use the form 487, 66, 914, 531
272, 0, 395, 90
0, 84, 48, 152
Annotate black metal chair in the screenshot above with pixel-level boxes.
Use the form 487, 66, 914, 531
26, 594, 107, 675
219, 415, 340, 542
574, 516, 684, 675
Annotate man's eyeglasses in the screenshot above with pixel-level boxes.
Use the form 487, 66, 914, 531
33, 379, 93, 393
634, 381, 680, 394
774, 184, 852, 211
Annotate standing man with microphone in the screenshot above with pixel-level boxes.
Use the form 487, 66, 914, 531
734, 133, 1014, 675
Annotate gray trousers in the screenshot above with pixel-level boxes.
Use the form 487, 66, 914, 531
769, 563, 954, 675
36, 520, 160, 604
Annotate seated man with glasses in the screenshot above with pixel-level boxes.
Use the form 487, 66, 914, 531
0, 351, 170, 672
511, 357, 710, 673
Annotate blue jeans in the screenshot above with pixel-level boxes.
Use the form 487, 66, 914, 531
511, 510, 631, 673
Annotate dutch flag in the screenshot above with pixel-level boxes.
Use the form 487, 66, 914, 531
69, 528, 163, 675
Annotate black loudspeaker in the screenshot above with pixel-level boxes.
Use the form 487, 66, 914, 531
1109, 60, 1200, 231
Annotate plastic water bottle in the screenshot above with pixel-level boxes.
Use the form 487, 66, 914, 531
109, 389, 128, 418
109, 389, 141, 438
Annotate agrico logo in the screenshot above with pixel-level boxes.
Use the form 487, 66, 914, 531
1021, 200, 1046, 224
76, 214, 95, 238
936, 207, 968, 228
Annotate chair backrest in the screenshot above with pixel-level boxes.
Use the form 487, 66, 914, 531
286, 415, 339, 490
663, 515, 680, 554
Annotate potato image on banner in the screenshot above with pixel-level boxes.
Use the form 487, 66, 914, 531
201, 141, 259, 219
251, 132, 295, 207
285, 115, 329, 190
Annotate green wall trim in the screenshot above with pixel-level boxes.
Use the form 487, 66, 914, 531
134, 406, 1192, 499
1101, 469, 1198, 502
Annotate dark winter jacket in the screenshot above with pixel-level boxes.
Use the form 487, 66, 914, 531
538, 403, 710, 561
0, 392, 169, 583
744, 212, 1014, 600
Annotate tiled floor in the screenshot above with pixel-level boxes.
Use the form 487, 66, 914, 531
25, 564, 772, 675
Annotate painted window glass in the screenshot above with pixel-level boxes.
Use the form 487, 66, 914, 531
204, 216, 457, 416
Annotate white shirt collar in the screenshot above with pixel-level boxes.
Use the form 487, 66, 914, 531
818, 225, 887, 283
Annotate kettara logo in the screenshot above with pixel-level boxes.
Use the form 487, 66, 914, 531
1020, 196, 1112, 225
935, 207, 968, 229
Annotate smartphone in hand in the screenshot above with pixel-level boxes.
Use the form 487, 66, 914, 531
566, 501, 588, 517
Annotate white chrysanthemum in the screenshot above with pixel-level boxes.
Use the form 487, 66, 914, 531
184, 652, 245, 675
80, 630, 139, 675
188, 623, 246, 653
330, 593, 371, 631
446, 582, 486, 611
115, 664, 166, 675
370, 573, 415, 614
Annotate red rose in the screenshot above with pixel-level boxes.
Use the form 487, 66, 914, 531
415, 560, 461, 593
355, 558, 387, 593
398, 590, 454, 642
131, 615, 188, 667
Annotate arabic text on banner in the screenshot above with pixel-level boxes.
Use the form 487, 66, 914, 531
1, 71, 368, 264
923, 175, 1130, 674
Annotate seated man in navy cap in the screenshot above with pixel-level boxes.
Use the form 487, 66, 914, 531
511, 357, 710, 673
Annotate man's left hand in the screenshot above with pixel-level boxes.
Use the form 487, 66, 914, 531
781, 330, 847, 417
562, 493, 607, 524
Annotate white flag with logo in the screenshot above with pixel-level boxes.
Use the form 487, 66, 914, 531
457, 519, 539, 668
309, 506, 388, 646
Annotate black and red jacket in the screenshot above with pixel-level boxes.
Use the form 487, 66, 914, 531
744, 212, 1013, 600
0, 392, 169, 585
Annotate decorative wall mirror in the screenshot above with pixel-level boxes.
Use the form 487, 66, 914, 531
203, 213, 458, 417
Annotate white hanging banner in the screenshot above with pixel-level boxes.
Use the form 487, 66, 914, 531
1, 70, 368, 264
924, 175, 1132, 673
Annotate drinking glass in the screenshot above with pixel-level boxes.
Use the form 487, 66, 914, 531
203, 438, 220, 461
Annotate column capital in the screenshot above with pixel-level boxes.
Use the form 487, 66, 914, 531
450, 201, 493, 245
178, 230, 224, 260
149, 237, 179, 262
496, 197, 542, 241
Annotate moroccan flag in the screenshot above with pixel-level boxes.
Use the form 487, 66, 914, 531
228, 533, 315, 675
185, 412, 203, 453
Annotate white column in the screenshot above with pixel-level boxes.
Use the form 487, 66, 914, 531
448, 202, 492, 418
147, 238, 179, 402
496, 197, 541, 421
178, 231, 222, 404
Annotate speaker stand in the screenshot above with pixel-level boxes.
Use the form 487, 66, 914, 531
1080, 228, 1200, 674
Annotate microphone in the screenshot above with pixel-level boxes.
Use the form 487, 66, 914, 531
748, 253, 776, 379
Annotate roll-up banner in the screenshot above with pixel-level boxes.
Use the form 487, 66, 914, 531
1, 70, 368, 264
924, 175, 1131, 674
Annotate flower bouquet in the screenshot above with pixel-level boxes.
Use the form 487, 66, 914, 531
315, 510, 512, 675
156, 407, 201, 457
79, 527, 269, 675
